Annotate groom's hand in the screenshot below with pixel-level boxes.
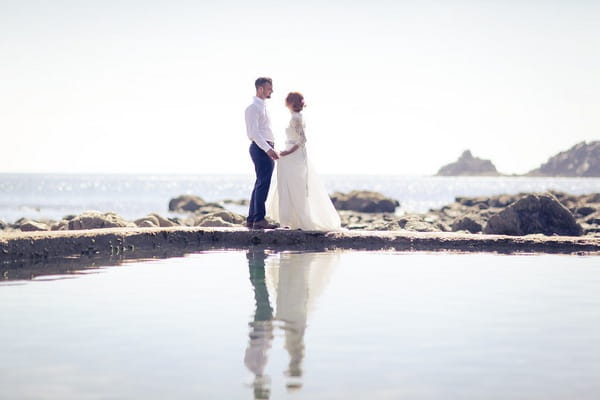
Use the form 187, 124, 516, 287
267, 149, 279, 160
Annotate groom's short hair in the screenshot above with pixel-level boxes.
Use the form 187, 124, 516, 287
255, 77, 272, 89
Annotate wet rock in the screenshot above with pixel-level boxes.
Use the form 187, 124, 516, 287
67, 211, 136, 230
483, 193, 582, 236
451, 214, 485, 233
436, 150, 501, 176
168, 195, 207, 213
330, 191, 399, 213
0, 219, 8, 230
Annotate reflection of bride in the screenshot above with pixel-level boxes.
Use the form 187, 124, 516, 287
266, 92, 341, 231
244, 250, 338, 397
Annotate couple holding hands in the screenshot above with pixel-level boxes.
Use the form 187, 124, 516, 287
245, 77, 341, 231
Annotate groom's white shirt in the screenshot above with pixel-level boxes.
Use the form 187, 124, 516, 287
245, 96, 274, 153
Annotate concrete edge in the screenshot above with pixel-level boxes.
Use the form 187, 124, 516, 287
2, 227, 599, 267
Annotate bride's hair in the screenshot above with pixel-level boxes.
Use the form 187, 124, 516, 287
286, 92, 305, 112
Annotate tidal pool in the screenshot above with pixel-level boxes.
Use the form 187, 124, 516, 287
1, 250, 599, 399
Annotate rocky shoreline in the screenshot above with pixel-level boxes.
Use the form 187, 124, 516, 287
2, 190, 599, 237
2, 190, 600, 266
339, 191, 600, 236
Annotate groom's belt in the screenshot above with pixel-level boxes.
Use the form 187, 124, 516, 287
251, 140, 274, 149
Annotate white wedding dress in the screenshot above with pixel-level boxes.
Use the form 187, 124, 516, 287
266, 112, 341, 231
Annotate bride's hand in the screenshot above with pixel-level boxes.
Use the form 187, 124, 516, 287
279, 150, 290, 157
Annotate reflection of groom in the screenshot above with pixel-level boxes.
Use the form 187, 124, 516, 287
245, 77, 279, 230
245, 249, 275, 400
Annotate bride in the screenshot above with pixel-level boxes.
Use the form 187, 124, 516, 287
266, 92, 341, 231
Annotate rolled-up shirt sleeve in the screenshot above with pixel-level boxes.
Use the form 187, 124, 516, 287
245, 106, 273, 153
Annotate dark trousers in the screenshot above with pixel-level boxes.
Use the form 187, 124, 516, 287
248, 142, 274, 224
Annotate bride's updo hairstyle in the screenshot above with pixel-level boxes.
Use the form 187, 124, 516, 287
286, 92, 305, 112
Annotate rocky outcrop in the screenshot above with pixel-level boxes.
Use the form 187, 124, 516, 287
436, 150, 501, 176
63, 211, 136, 230
134, 213, 179, 228
17, 219, 51, 232
331, 191, 400, 213
483, 193, 582, 236
451, 214, 485, 234
185, 210, 246, 228
335, 191, 599, 236
528, 141, 600, 177
168, 195, 208, 213
4, 191, 598, 237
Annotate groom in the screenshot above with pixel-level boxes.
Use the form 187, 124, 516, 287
245, 77, 279, 229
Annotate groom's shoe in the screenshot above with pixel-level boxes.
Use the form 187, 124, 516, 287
252, 219, 278, 230
245, 221, 254, 229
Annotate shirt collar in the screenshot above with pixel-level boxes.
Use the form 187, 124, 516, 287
253, 96, 265, 106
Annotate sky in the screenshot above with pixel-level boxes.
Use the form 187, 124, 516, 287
1, 0, 598, 175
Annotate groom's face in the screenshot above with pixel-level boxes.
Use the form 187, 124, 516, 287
258, 83, 273, 99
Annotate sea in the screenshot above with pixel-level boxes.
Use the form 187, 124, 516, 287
1, 173, 599, 223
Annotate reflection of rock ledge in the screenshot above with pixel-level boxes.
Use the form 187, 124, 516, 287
2, 227, 599, 267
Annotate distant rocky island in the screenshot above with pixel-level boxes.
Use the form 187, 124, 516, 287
436, 150, 500, 176
436, 141, 599, 177
527, 141, 600, 177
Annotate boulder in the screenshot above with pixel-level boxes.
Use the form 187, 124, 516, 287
483, 193, 582, 236
0, 219, 7, 230
134, 215, 160, 228
148, 212, 178, 227
527, 141, 600, 177
330, 191, 399, 213
196, 216, 238, 228
186, 210, 246, 227
68, 211, 135, 230
18, 219, 50, 232
575, 206, 597, 218
168, 195, 207, 213
436, 150, 501, 176
51, 220, 70, 231
451, 214, 485, 233
133, 213, 178, 228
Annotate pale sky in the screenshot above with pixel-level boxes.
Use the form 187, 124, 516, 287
1, 0, 598, 175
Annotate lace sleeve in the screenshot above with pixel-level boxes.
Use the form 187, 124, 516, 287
291, 116, 307, 145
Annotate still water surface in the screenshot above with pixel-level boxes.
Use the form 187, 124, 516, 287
1, 251, 599, 399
